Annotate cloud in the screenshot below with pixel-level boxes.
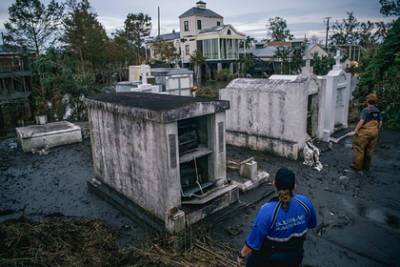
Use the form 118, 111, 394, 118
0, 0, 395, 43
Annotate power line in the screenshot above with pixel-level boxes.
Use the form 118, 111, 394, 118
324, 17, 331, 51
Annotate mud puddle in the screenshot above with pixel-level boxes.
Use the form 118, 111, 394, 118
341, 198, 400, 231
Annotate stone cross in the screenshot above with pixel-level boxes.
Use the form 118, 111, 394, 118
335, 50, 341, 66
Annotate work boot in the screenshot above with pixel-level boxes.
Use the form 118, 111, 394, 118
350, 166, 364, 176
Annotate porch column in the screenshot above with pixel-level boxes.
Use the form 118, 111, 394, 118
217, 63, 222, 73
237, 39, 240, 58
217, 37, 221, 60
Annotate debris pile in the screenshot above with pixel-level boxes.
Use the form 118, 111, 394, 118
0, 217, 119, 267
303, 141, 323, 171
227, 157, 270, 192
0, 217, 237, 267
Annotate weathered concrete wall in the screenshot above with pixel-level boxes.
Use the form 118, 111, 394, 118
85, 98, 229, 124
207, 112, 227, 185
87, 107, 181, 221
220, 78, 309, 159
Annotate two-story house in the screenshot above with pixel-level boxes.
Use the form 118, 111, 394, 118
148, 30, 181, 63
179, 1, 245, 79
0, 45, 34, 130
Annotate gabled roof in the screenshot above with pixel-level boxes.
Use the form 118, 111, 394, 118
179, 7, 223, 19
251, 46, 277, 58
157, 31, 180, 41
198, 24, 245, 37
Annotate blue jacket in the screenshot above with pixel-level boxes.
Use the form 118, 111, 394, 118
246, 194, 317, 251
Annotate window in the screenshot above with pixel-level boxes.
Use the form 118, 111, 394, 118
197, 20, 202, 30
184, 21, 189, 31
227, 29, 231, 35
185, 45, 190, 55
203, 39, 219, 59
217, 21, 221, 26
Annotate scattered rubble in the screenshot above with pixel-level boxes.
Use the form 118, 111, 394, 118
227, 157, 270, 192
31, 144, 50, 156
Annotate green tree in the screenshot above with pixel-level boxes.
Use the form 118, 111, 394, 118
152, 39, 178, 64
124, 13, 152, 64
31, 48, 96, 120
63, 0, 108, 79
358, 21, 376, 48
330, 12, 360, 46
312, 54, 335, 75
374, 21, 390, 42
290, 43, 306, 74
244, 36, 255, 49
273, 46, 291, 74
105, 30, 136, 82
379, 0, 400, 16
3, 0, 64, 56
355, 18, 400, 129
268, 17, 293, 42
240, 53, 254, 75
190, 50, 205, 84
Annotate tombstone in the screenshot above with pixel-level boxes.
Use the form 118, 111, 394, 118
317, 50, 352, 141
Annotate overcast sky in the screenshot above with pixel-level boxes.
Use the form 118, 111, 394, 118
0, 0, 393, 40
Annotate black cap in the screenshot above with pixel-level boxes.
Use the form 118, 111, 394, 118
275, 167, 295, 190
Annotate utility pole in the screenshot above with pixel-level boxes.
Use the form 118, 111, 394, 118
157, 6, 160, 37
324, 17, 331, 51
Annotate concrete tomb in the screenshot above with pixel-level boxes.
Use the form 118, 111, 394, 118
220, 77, 312, 160
118, 65, 195, 97
220, 54, 352, 159
85, 92, 239, 233
16, 121, 82, 152
150, 68, 194, 96
317, 51, 352, 141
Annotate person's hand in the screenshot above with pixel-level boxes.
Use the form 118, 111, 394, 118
237, 256, 244, 267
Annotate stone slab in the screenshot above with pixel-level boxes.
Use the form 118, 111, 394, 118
16, 121, 82, 152
183, 185, 240, 227
231, 171, 270, 192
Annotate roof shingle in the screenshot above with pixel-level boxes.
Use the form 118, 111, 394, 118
179, 7, 223, 19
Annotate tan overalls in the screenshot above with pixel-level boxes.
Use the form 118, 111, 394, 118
351, 120, 379, 171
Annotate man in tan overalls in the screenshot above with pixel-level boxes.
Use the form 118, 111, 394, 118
351, 93, 382, 172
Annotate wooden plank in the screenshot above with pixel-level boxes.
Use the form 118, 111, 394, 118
179, 147, 213, 164
181, 184, 238, 205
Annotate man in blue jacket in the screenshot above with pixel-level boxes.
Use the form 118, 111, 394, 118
237, 167, 317, 267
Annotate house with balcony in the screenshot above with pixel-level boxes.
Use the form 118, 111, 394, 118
147, 1, 245, 80
0, 45, 34, 130
179, 1, 245, 80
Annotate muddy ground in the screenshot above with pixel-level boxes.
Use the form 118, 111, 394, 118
1, 129, 399, 266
